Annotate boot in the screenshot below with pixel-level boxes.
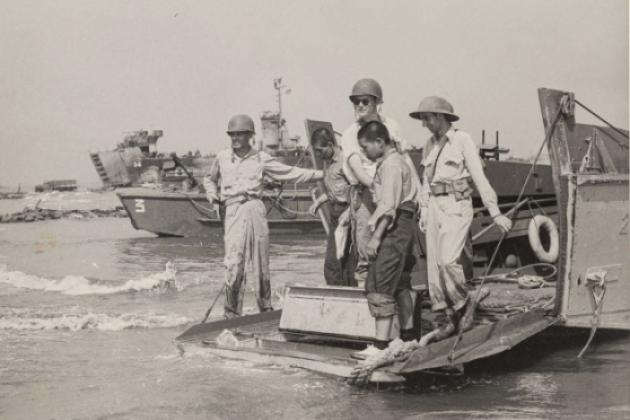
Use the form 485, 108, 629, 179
457, 287, 489, 333
400, 328, 418, 342
432, 308, 457, 341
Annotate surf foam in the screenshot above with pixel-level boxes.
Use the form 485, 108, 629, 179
0, 309, 190, 331
0, 262, 180, 295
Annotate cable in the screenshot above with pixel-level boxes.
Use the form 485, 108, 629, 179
574, 99, 629, 148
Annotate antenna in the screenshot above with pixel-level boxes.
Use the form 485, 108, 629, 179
273, 77, 285, 128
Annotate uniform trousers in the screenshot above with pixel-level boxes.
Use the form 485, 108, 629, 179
426, 194, 474, 312
222, 199, 272, 317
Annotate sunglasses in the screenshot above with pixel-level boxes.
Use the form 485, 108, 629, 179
352, 98, 372, 106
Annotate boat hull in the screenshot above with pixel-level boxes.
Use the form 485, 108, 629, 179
117, 187, 325, 237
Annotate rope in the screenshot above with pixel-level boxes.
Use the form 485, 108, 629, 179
472, 263, 557, 285
574, 99, 629, 148
577, 274, 608, 358
478, 294, 555, 314
483, 101, 565, 279
188, 198, 218, 218
269, 197, 312, 217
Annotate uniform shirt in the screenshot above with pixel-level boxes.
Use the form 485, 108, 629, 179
420, 128, 500, 217
340, 115, 410, 185
203, 148, 323, 202
323, 147, 350, 204
368, 148, 419, 230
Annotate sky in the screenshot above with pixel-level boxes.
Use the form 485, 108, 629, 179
0, 0, 628, 187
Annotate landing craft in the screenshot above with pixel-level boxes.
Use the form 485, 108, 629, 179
117, 128, 558, 239
115, 113, 323, 237
176, 88, 629, 384
89, 129, 215, 188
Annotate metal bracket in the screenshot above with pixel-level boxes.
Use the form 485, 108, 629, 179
577, 267, 614, 358
559, 93, 575, 117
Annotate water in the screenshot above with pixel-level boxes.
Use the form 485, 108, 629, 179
1, 216, 629, 419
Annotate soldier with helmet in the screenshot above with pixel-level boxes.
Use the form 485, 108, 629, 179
203, 114, 323, 318
409, 96, 512, 337
340, 78, 422, 341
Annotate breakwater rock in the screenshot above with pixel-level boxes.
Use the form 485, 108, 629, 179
0, 207, 127, 223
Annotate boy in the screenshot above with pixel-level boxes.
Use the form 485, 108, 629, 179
309, 127, 357, 286
357, 120, 419, 352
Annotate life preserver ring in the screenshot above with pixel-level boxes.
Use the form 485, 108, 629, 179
528, 215, 559, 263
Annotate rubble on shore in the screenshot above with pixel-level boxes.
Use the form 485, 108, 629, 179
0, 206, 127, 223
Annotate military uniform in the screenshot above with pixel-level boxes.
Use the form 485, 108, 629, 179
421, 128, 501, 311
204, 149, 322, 317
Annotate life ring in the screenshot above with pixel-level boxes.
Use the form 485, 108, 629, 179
528, 215, 559, 263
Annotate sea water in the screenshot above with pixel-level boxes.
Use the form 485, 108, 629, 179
0, 216, 628, 419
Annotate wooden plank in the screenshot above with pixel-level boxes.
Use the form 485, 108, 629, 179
279, 286, 401, 341
195, 343, 405, 383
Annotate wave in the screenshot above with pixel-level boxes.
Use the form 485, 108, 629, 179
0, 262, 181, 295
0, 309, 190, 331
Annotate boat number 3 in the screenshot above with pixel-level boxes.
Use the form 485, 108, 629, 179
134, 199, 146, 213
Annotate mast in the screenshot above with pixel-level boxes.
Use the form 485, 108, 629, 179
273, 77, 285, 132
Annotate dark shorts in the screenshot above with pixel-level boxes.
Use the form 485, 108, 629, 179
366, 202, 417, 318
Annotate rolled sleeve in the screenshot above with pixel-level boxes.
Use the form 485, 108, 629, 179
461, 135, 501, 217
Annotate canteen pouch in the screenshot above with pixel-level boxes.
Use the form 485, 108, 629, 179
452, 178, 473, 201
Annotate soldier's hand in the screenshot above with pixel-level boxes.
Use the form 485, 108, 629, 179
366, 237, 381, 260
308, 201, 319, 217
309, 194, 327, 216
493, 214, 512, 233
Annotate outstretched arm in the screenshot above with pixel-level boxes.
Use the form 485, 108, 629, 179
263, 156, 323, 183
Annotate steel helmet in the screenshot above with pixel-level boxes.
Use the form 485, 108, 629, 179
226, 114, 255, 134
409, 96, 459, 122
349, 78, 383, 104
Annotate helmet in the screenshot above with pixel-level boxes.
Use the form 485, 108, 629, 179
349, 78, 383, 103
226, 114, 255, 134
409, 96, 459, 122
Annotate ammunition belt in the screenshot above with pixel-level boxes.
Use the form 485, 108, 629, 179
224, 193, 257, 207
429, 177, 473, 200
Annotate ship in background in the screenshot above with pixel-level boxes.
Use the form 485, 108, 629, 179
254, 77, 314, 168
89, 78, 312, 189
89, 130, 214, 189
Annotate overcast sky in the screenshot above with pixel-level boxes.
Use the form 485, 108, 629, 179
1, 0, 627, 187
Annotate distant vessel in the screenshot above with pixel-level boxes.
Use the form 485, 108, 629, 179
117, 79, 323, 237
90, 79, 311, 189
89, 130, 214, 188
34, 179, 78, 192
0, 185, 26, 200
